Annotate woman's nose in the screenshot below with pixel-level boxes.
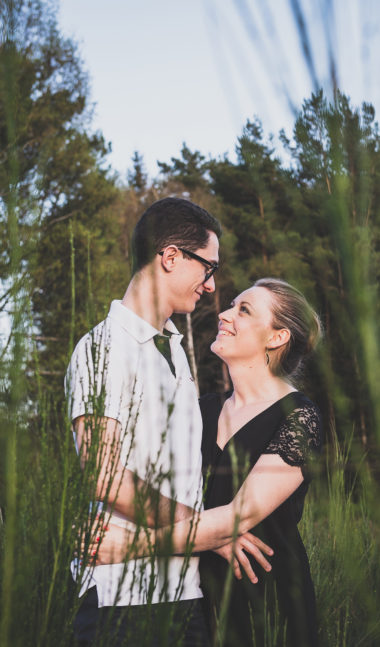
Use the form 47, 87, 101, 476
218, 308, 233, 321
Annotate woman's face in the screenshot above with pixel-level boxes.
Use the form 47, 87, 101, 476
211, 286, 275, 363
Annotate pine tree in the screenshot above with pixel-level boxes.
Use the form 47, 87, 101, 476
0, 0, 122, 399
284, 90, 380, 447
158, 142, 210, 190
127, 151, 148, 192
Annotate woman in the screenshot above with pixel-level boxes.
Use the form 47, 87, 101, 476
87, 278, 322, 647
198, 277, 322, 646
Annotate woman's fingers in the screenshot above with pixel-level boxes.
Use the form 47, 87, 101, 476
234, 545, 258, 583
239, 538, 272, 572
239, 534, 273, 572
242, 533, 274, 556
233, 557, 242, 580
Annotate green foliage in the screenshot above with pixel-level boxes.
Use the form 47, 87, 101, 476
127, 151, 148, 192
0, 0, 126, 402
300, 436, 380, 646
1, 1, 380, 644
158, 143, 210, 190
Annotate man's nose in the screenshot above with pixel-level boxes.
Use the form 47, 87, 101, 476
203, 274, 216, 293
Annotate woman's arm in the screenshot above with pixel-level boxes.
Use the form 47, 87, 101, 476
84, 523, 273, 583
162, 454, 303, 552
86, 453, 302, 561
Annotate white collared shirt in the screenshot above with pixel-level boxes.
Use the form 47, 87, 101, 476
65, 300, 203, 606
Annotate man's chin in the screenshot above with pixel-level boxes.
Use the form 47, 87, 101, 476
173, 303, 197, 315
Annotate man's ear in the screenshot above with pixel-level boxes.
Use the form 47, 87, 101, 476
266, 328, 291, 350
160, 246, 180, 273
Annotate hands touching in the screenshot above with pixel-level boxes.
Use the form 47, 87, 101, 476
81, 519, 273, 584
79, 518, 149, 566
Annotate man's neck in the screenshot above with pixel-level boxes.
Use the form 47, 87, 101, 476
121, 268, 172, 332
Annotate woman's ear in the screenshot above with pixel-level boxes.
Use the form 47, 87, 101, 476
160, 245, 180, 273
266, 328, 291, 350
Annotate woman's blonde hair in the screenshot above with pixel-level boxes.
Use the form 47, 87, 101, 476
254, 278, 322, 382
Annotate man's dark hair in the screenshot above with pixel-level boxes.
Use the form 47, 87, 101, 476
131, 197, 222, 273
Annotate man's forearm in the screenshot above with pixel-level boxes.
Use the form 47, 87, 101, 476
98, 464, 195, 528
75, 414, 195, 528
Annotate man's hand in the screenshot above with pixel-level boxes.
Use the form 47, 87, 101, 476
213, 533, 273, 583
81, 519, 151, 565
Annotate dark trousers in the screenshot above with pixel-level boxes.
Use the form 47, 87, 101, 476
74, 586, 210, 647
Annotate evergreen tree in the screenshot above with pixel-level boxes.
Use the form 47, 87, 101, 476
0, 0, 122, 399
158, 142, 210, 190
284, 90, 380, 447
127, 150, 148, 192
210, 117, 296, 288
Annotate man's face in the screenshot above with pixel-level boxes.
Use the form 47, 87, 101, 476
170, 231, 220, 314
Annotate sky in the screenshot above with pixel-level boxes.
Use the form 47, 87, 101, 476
58, 0, 380, 180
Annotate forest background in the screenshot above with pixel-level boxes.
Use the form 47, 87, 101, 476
1, 0, 380, 646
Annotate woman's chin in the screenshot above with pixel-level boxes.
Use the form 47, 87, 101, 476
210, 339, 226, 358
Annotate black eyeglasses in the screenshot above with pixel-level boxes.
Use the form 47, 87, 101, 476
158, 247, 219, 283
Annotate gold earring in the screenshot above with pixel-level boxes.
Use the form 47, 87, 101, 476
265, 349, 270, 366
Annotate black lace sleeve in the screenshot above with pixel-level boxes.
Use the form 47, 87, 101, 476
264, 402, 322, 479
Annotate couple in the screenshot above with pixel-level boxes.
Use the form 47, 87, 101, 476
66, 197, 322, 647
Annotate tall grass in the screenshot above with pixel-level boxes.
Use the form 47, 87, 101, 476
1, 132, 380, 647
300, 435, 380, 646
1, 197, 379, 646
1, 3, 380, 646
2, 347, 380, 646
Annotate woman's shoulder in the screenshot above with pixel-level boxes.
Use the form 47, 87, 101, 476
262, 392, 322, 482
274, 391, 322, 454
284, 391, 321, 420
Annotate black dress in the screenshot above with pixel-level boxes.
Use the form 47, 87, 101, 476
199, 391, 322, 647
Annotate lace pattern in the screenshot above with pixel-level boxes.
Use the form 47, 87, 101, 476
264, 403, 321, 467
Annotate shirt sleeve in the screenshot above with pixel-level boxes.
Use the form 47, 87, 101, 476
65, 324, 126, 425
263, 402, 322, 480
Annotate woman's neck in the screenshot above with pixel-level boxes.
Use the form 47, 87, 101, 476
226, 360, 295, 409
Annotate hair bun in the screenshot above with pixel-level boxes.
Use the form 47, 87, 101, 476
254, 277, 321, 383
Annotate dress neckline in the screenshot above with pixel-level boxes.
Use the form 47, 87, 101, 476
216, 391, 300, 452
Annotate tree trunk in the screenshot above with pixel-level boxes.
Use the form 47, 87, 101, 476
186, 312, 199, 396
214, 287, 231, 392
258, 195, 268, 265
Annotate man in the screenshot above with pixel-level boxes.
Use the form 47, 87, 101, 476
66, 197, 270, 646
66, 197, 221, 646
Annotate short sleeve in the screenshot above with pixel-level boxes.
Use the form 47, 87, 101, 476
65, 322, 126, 425
264, 402, 322, 479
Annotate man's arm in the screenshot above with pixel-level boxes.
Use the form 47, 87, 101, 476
77, 415, 276, 579
74, 415, 195, 527
85, 454, 298, 567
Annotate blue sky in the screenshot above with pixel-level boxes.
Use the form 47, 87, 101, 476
58, 0, 380, 179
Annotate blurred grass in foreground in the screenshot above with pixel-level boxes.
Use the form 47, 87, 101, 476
1, 0, 380, 645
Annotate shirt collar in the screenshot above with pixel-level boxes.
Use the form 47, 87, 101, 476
107, 300, 183, 345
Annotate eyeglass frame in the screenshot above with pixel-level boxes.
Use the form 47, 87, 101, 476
158, 246, 219, 283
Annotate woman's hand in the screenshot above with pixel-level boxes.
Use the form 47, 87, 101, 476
213, 532, 273, 583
